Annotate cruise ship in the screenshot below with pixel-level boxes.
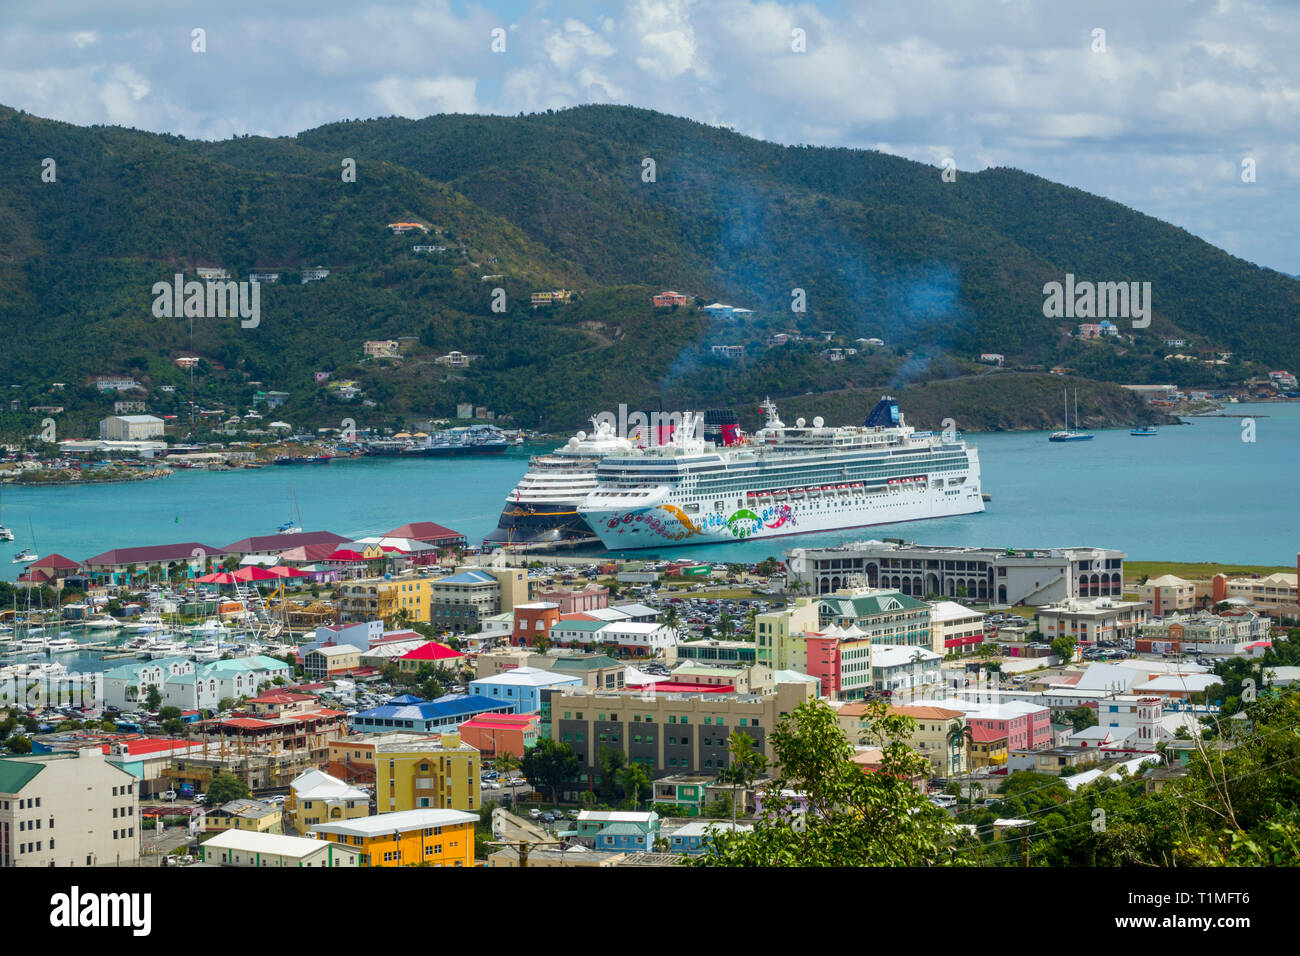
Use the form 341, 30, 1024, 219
578, 397, 984, 549
485, 419, 636, 549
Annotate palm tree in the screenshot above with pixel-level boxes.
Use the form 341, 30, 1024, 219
946, 722, 975, 811
494, 751, 522, 777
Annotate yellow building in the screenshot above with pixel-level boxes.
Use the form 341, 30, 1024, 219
388, 578, 434, 624
835, 704, 968, 776
351, 732, 482, 814
969, 728, 1009, 768
754, 600, 819, 669
203, 798, 283, 834
311, 808, 477, 867
287, 769, 373, 835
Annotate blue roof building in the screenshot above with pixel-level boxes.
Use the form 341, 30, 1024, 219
349, 693, 513, 734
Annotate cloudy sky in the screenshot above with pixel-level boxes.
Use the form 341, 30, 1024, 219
4, 0, 1296, 272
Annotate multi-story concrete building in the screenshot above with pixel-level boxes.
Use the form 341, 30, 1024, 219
787, 541, 1125, 605
549, 681, 814, 782
1137, 610, 1270, 654
1134, 575, 1196, 616
1212, 570, 1299, 622
311, 808, 476, 867
928, 601, 985, 656
670, 640, 758, 666
886, 705, 968, 775
538, 584, 610, 613
755, 590, 933, 700
303, 644, 363, 681
0, 748, 139, 867
373, 732, 481, 814
512, 602, 561, 645
925, 697, 1053, 752
1036, 597, 1148, 644
99, 414, 164, 440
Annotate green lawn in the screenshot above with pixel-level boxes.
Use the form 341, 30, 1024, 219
1124, 561, 1294, 582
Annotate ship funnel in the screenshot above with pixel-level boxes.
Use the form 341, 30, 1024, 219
863, 397, 900, 428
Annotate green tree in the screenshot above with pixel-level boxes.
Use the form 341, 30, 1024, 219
159, 706, 182, 721
162, 718, 185, 735
618, 762, 652, 810
722, 729, 768, 827
493, 751, 522, 777
946, 722, 975, 809
597, 745, 627, 804
205, 772, 250, 806
1050, 635, 1077, 663
217, 697, 237, 713
519, 738, 580, 804
145, 685, 163, 711
5, 734, 32, 754
692, 699, 958, 866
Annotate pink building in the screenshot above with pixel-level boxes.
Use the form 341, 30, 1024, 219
538, 584, 609, 614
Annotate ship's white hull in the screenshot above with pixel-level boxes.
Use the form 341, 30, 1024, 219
582, 479, 985, 549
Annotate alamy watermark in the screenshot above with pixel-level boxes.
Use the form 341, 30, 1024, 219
592, 404, 698, 443
1042, 273, 1151, 328
151, 274, 260, 328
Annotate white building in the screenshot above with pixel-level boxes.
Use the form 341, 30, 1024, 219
99, 414, 165, 441
1134, 575, 1196, 615
0, 748, 139, 867
287, 769, 372, 835
1036, 597, 1148, 644
585, 621, 678, 655
869, 644, 942, 694
927, 600, 985, 655
199, 829, 361, 867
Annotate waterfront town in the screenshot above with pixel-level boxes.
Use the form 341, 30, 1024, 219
2, 523, 1297, 868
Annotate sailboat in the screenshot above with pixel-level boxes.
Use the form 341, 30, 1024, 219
0, 489, 13, 542
276, 485, 303, 534
1049, 388, 1093, 442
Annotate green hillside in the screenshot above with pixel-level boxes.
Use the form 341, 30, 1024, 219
0, 103, 1294, 436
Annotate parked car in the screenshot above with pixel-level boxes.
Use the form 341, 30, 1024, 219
528, 809, 542, 819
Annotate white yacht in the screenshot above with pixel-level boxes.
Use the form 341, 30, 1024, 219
85, 616, 123, 631
146, 640, 189, 659
189, 641, 222, 661
45, 637, 79, 652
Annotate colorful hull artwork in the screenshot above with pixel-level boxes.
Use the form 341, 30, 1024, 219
602, 503, 797, 542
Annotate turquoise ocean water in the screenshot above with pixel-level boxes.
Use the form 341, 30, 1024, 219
1, 402, 1297, 582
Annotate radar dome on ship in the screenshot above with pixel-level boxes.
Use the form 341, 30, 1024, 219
568, 436, 581, 449
813, 416, 824, 428
796, 417, 806, 428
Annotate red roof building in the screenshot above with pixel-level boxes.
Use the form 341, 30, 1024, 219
399, 641, 463, 661
18, 552, 82, 586
383, 521, 467, 548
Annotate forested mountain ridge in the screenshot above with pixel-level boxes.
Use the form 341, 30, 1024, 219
0, 103, 1293, 435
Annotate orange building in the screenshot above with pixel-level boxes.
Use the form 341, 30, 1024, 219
311, 808, 476, 867
458, 713, 539, 758
654, 291, 690, 307
512, 602, 561, 646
